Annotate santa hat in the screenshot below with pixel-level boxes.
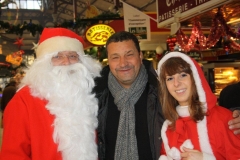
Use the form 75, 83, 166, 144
36, 28, 85, 58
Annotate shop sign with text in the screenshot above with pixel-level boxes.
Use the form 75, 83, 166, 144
157, 0, 230, 28
123, 2, 151, 41
85, 24, 115, 45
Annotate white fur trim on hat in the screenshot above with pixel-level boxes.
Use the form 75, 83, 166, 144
36, 36, 84, 58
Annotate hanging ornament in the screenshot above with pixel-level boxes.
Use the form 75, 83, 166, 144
31, 42, 38, 53
14, 37, 24, 49
224, 45, 229, 54
156, 46, 163, 54
174, 43, 181, 51
166, 36, 177, 51
85, 1, 99, 18
7, 9, 11, 20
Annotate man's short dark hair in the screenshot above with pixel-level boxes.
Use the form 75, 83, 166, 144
106, 31, 140, 53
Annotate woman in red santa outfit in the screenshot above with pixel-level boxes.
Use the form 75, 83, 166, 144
157, 52, 240, 160
0, 28, 102, 160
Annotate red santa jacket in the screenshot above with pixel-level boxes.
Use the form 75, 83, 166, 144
0, 86, 62, 160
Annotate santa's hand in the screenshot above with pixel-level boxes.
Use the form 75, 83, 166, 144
229, 110, 240, 135
180, 147, 203, 160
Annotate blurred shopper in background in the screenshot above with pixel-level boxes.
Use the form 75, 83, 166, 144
1, 78, 16, 113
0, 78, 17, 128
219, 82, 240, 111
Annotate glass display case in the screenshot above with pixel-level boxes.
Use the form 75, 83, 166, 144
203, 61, 240, 96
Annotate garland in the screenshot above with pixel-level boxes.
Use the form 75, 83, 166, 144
0, 20, 44, 37
175, 8, 240, 52
0, 11, 121, 37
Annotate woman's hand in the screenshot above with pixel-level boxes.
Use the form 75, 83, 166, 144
229, 110, 240, 135
181, 147, 203, 160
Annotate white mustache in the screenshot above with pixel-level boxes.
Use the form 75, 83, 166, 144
51, 64, 81, 82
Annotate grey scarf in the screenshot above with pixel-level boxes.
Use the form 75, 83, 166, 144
108, 65, 148, 160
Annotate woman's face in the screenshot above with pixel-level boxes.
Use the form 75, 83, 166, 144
165, 72, 192, 106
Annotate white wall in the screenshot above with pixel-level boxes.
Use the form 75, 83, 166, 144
139, 33, 169, 51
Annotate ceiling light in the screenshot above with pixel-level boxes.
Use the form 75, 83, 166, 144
227, 18, 240, 24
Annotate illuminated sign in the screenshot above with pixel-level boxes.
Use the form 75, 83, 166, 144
157, 0, 231, 28
85, 24, 115, 45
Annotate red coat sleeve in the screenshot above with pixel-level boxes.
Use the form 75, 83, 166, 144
0, 89, 31, 160
0, 87, 61, 160
160, 142, 166, 156
208, 106, 240, 160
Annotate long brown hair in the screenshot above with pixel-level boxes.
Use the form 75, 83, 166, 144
158, 57, 205, 129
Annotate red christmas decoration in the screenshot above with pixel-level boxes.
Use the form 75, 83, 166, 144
14, 37, 24, 49
175, 7, 240, 52
166, 36, 177, 51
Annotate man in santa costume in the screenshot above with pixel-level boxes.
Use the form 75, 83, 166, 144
0, 28, 102, 160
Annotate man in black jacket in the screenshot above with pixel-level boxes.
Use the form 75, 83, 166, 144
94, 31, 240, 160
94, 31, 164, 160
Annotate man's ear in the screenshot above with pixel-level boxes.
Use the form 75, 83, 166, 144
140, 51, 143, 63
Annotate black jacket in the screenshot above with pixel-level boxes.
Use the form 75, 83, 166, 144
94, 60, 164, 160
1, 82, 16, 112
219, 82, 240, 111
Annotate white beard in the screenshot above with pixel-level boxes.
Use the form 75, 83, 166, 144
20, 53, 101, 160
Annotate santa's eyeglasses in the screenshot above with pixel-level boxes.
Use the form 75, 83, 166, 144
52, 54, 79, 62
